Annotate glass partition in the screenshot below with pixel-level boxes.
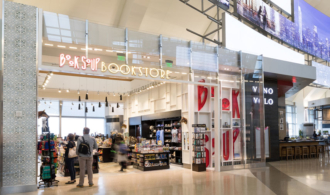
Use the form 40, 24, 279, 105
241, 53, 266, 166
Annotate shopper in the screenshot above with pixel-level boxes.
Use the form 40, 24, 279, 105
118, 141, 128, 172
64, 133, 76, 184
76, 127, 98, 188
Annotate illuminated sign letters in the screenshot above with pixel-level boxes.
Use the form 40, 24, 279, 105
59, 54, 171, 79
252, 86, 274, 105
101, 62, 171, 79
60, 54, 100, 71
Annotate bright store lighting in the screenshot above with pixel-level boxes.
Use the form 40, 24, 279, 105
175, 72, 180, 74
143, 56, 146, 58
195, 76, 199, 78
45, 43, 53, 46
66, 89, 70, 93
207, 77, 212, 79
57, 45, 66, 48
94, 48, 102, 51
147, 56, 150, 59
182, 73, 187, 75
81, 48, 93, 50
106, 50, 113, 52
117, 51, 124, 53
58, 89, 61, 93
69, 47, 77, 49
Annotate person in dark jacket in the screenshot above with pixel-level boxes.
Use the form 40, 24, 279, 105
65, 133, 76, 184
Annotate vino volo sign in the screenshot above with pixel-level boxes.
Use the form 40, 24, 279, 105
59, 54, 171, 79
252, 86, 274, 105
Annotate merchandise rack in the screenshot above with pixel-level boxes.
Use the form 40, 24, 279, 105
38, 131, 59, 188
192, 124, 206, 172
132, 152, 170, 171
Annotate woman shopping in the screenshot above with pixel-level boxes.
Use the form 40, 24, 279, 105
64, 133, 77, 184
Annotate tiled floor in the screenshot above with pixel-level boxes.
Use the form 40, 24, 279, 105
12, 152, 330, 195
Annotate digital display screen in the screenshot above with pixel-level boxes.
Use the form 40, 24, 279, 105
236, 0, 330, 62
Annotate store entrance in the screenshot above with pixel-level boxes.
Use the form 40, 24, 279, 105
36, 71, 214, 185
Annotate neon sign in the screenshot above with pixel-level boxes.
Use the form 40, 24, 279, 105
59, 54, 171, 79
60, 54, 100, 71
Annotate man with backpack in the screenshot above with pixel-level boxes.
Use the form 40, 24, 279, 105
76, 127, 98, 188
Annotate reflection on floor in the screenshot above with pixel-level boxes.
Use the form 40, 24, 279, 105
13, 152, 330, 195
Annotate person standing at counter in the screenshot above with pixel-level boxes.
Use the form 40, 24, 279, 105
64, 133, 76, 184
76, 127, 98, 188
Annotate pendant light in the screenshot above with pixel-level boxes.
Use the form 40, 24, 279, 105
93, 106, 95, 112
120, 94, 122, 101
86, 90, 89, 100
112, 107, 114, 112
105, 96, 108, 103
78, 104, 81, 110
78, 96, 81, 102
85, 107, 88, 113
117, 103, 119, 108
106, 101, 109, 107
99, 102, 101, 108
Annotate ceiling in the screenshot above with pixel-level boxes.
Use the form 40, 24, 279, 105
9, 0, 330, 45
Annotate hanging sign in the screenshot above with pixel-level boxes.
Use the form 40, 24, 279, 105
59, 54, 171, 79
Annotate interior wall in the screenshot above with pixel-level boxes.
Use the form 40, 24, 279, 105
1, 2, 38, 194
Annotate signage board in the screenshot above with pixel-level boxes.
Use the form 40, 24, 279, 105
236, 0, 330, 62
59, 54, 171, 80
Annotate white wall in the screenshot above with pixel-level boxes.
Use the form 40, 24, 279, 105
270, 0, 292, 15
223, 13, 305, 65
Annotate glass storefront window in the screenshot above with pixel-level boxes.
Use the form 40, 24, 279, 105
286, 105, 297, 136
86, 102, 105, 117
62, 101, 85, 117
86, 118, 105, 135
38, 101, 59, 116
62, 118, 86, 137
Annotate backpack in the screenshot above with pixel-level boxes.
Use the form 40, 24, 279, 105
78, 137, 91, 155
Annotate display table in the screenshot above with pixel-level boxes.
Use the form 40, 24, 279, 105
279, 140, 325, 155
132, 152, 170, 171
98, 146, 113, 162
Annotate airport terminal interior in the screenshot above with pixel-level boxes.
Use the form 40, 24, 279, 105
1, 0, 330, 195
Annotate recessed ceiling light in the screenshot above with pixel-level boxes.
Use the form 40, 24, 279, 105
81, 48, 93, 50
69, 47, 77, 49
57, 45, 65, 48
175, 72, 180, 74
143, 56, 146, 58
45, 43, 53, 46
182, 73, 187, 75
147, 56, 150, 59
117, 51, 124, 53
106, 50, 113, 52
94, 48, 102, 51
